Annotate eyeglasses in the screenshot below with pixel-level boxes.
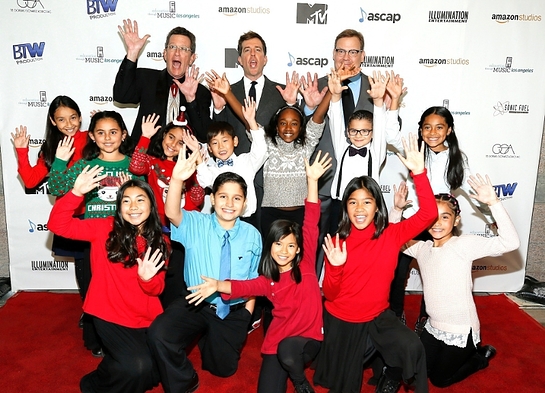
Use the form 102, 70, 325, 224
347, 128, 372, 136
165, 44, 192, 53
335, 48, 363, 57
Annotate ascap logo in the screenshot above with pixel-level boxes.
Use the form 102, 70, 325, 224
87, 0, 118, 19
12, 0, 51, 13
28, 219, 48, 233
419, 57, 469, 67
428, 10, 468, 23
148, 2, 200, 19
485, 57, 533, 74
13, 42, 45, 64
492, 13, 541, 23
493, 101, 529, 116
218, 6, 270, 16
359, 8, 401, 23
287, 52, 328, 68
362, 55, 395, 68
296, 3, 327, 24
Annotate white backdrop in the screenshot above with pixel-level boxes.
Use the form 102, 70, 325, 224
1, 0, 544, 291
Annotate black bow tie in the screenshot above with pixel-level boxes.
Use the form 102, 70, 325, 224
348, 146, 368, 157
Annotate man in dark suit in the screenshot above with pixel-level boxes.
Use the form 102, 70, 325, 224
113, 19, 212, 145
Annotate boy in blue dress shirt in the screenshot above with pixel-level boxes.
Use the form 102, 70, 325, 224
148, 146, 262, 393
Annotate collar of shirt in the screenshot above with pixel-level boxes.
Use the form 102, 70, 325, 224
211, 212, 240, 240
244, 75, 265, 105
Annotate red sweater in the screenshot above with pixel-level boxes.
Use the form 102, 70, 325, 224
48, 191, 166, 328
323, 171, 437, 323
16, 130, 88, 188
223, 200, 323, 354
129, 136, 203, 226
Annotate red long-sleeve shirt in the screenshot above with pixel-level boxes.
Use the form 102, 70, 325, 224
323, 171, 437, 323
48, 191, 166, 328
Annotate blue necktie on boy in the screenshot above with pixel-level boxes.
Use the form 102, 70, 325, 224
216, 232, 231, 319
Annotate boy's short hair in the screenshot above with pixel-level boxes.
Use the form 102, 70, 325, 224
206, 121, 236, 143
348, 109, 373, 126
212, 172, 248, 198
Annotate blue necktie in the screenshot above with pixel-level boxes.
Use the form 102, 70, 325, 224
216, 232, 231, 319
217, 158, 234, 167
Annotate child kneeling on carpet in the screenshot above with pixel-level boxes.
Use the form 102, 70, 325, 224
394, 174, 520, 387
48, 168, 169, 393
186, 151, 331, 393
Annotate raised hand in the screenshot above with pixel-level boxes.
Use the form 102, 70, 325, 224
242, 97, 258, 129
397, 133, 425, 175
117, 19, 150, 62
468, 174, 499, 206
276, 71, 300, 105
323, 234, 347, 267
327, 69, 344, 101
337, 64, 360, 81
305, 150, 332, 182
186, 276, 220, 305
393, 181, 413, 211
137, 247, 165, 281
73, 165, 107, 196
172, 144, 199, 182
141, 113, 161, 139
300, 72, 328, 110
11, 125, 30, 149
55, 136, 75, 161
175, 65, 203, 103
367, 71, 390, 102
205, 70, 230, 96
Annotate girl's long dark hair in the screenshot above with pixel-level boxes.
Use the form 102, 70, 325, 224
40, 96, 81, 169
265, 105, 307, 147
148, 123, 192, 160
106, 180, 170, 268
259, 219, 303, 283
418, 106, 465, 191
337, 176, 389, 240
83, 111, 134, 160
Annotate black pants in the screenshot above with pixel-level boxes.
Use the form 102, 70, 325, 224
159, 241, 189, 309
257, 337, 321, 393
80, 317, 159, 393
420, 329, 488, 387
148, 297, 252, 393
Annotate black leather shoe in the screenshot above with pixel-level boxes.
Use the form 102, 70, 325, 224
294, 378, 315, 393
78, 313, 84, 329
185, 373, 199, 393
91, 347, 104, 358
481, 344, 497, 360
376, 369, 401, 393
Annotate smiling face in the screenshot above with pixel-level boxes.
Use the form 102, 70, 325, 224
428, 201, 459, 247
420, 113, 451, 152
208, 132, 238, 161
333, 36, 365, 71
210, 181, 246, 229
270, 233, 299, 273
238, 37, 267, 80
346, 187, 378, 230
162, 127, 186, 160
276, 108, 302, 143
89, 118, 127, 159
347, 118, 373, 148
50, 106, 82, 137
120, 186, 151, 232
163, 34, 196, 80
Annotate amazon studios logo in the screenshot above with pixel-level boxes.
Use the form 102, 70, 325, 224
296, 3, 327, 24
11, 0, 51, 13
486, 144, 519, 159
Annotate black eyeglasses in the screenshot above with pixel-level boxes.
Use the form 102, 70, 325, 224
335, 48, 363, 57
347, 128, 372, 136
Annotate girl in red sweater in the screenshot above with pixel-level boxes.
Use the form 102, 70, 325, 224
48, 168, 170, 393
313, 134, 437, 393
185, 151, 332, 393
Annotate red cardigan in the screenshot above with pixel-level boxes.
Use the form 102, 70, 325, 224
223, 200, 323, 354
323, 171, 437, 323
48, 191, 166, 328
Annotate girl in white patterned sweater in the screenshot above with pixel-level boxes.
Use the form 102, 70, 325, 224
399, 174, 520, 387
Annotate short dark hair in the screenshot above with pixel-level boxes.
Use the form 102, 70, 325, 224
237, 31, 267, 56
348, 110, 373, 126
334, 29, 364, 50
206, 121, 236, 143
165, 27, 196, 53
212, 172, 247, 199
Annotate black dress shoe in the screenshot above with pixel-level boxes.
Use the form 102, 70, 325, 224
376, 369, 401, 393
481, 344, 497, 360
91, 347, 104, 358
185, 373, 199, 393
294, 378, 315, 393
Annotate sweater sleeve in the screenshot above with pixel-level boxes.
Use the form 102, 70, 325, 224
302, 199, 321, 270
222, 275, 270, 300
138, 267, 167, 296
129, 137, 152, 176
16, 148, 49, 188
48, 158, 83, 197
322, 254, 344, 301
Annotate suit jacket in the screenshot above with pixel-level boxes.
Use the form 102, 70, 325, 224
113, 57, 212, 145
313, 71, 374, 198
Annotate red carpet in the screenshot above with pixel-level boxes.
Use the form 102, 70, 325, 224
1, 292, 543, 392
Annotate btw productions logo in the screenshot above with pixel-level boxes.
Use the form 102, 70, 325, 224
13, 42, 45, 64
286, 52, 328, 68
296, 3, 327, 24
493, 182, 517, 200
358, 8, 401, 23
86, 0, 118, 19
28, 220, 48, 233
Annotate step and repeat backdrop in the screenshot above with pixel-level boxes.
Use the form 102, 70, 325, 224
1, 0, 544, 291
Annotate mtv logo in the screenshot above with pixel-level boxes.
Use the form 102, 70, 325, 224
25, 178, 50, 195
225, 48, 239, 68
296, 3, 328, 24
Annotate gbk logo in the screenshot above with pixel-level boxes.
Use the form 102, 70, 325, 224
493, 183, 517, 198
492, 144, 515, 155
13, 42, 45, 60
87, 0, 118, 15
28, 219, 48, 233
296, 3, 328, 24
225, 48, 239, 68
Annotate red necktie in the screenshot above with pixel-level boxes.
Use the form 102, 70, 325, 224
170, 82, 178, 98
